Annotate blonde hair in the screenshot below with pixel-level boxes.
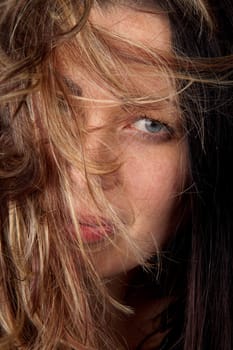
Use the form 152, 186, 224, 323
1, 0, 233, 349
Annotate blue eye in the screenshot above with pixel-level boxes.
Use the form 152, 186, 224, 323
132, 118, 168, 134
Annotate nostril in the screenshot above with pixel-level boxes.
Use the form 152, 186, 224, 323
100, 172, 122, 191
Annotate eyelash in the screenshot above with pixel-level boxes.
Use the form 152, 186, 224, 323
127, 114, 174, 142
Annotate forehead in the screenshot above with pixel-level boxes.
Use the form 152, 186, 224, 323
90, 4, 171, 52
56, 4, 173, 109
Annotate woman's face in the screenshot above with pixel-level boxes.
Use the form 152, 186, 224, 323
60, 5, 188, 277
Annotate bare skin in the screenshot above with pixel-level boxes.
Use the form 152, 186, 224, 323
59, 3, 187, 347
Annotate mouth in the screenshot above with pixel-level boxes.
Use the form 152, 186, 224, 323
78, 216, 114, 243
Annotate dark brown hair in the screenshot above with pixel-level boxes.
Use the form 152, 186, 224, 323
1, 1, 233, 349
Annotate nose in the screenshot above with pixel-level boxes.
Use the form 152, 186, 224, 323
71, 123, 121, 193
88, 127, 122, 191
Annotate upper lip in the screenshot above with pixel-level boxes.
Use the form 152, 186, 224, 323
79, 215, 113, 229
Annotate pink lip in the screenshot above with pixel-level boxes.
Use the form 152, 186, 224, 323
78, 216, 114, 243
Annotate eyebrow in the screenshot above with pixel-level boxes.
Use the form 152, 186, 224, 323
61, 75, 175, 113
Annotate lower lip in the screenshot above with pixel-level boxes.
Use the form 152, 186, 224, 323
79, 223, 113, 243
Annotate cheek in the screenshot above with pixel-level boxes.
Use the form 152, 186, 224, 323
122, 149, 185, 211
120, 144, 188, 245
126, 160, 183, 247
